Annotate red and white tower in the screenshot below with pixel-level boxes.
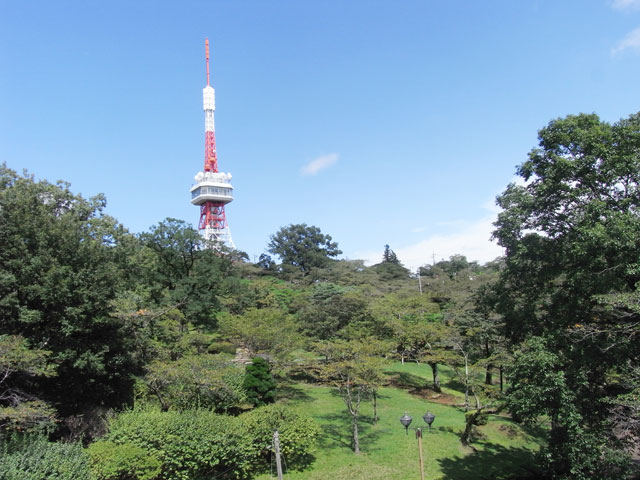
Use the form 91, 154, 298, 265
190, 39, 235, 248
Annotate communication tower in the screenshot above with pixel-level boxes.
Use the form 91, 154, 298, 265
190, 39, 235, 248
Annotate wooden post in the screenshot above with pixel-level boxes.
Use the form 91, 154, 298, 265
274, 430, 283, 480
416, 429, 425, 480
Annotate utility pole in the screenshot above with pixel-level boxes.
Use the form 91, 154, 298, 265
273, 430, 283, 480
416, 429, 425, 480
417, 268, 423, 294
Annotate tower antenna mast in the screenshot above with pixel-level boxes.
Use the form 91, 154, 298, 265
189, 39, 235, 249
205, 38, 210, 86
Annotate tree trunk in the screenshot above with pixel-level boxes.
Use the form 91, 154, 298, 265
499, 365, 504, 392
460, 411, 477, 446
372, 391, 378, 423
352, 414, 360, 454
429, 362, 441, 392
464, 383, 470, 412
463, 353, 470, 411
485, 363, 493, 385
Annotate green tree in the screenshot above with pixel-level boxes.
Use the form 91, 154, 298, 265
316, 339, 386, 454
298, 284, 375, 340
140, 218, 232, 329
267, 223, 342, 275
0, 165, 141, 421
372, 245, 410, 280
243, 357, 276, 407
0, 336, 56, 433
141, 354, 246, 412
382, 244, 399, 264
491, 112, 640, 478
218, 307, 302, 362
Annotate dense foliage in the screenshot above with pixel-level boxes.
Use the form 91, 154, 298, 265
2, 110, 639, 479
88, 441, 162, 480
0, 166, 141, 424
0, 435, 90, 480
240, 404, 319, 470
243, 357, 276, 407
492, 112, 640, 478
267, 223, 342, 275
102, 408, 254, 480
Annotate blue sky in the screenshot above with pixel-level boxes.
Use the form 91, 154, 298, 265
2, 0, 640, 269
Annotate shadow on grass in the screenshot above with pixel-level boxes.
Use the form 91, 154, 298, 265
276, 384, 313, 402
384, 371, 427, 389
438, 443, 540, 480
442, 378, 466, 394
316, 411, 386, 453
519, 422, 549, 442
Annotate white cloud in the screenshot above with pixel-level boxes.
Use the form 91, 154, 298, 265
355, 193, 507, 271
612, 27, 640, 55
355, 215, 504, 272
611, 0, 640, 10
301, 153, 338, 176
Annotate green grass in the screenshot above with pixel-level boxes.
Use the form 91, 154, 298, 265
255, 362, 545, 480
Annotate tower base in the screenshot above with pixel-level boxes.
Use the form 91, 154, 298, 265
202, 226, 235, 250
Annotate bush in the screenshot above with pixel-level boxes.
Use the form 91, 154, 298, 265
104, 407, 254, 480
88, 440, 161, 480
243, 357, 276, 406
0, 434, 90, 480
240, 403, 319, 471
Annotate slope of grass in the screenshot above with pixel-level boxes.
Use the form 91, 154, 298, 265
255, 362, 545, 480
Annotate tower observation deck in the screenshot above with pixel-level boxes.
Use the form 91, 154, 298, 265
190, 39, 235, 249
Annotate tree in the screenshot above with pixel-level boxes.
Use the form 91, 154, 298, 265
0, 165, 141, 421
243, 357, 276, 407
141, 354, 246, 412
298, 284, 374, 340
0, 335, 56, 432
382, 244, 399, 264
316, 339, 386, 454
267, 223, 342, 275
218, 307, 302, 362
139, 218, 232, 329
491, 112, 640, 478
372, 245, 410, 280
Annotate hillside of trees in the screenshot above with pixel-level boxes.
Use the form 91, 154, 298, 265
1, 112, 639, 480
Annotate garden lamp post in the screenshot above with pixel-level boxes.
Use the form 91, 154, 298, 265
399, 411, 436, 480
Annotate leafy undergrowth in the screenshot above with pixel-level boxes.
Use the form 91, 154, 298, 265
255, 362, 545, 480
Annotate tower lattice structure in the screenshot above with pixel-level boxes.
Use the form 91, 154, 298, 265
190, 39, 235, 249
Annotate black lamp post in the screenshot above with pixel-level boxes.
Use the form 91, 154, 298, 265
423, 412, 435, 431
399, 411, 436, 480
400, 412, 413, 435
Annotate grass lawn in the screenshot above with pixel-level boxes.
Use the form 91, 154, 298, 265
255, 362, 545, 480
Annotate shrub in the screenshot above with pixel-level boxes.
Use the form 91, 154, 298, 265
88, 440, 161, 480
104, 407, 254, 480
243, 357, 276, 406
0, 434, 90, 480
240, 403, 319, 471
